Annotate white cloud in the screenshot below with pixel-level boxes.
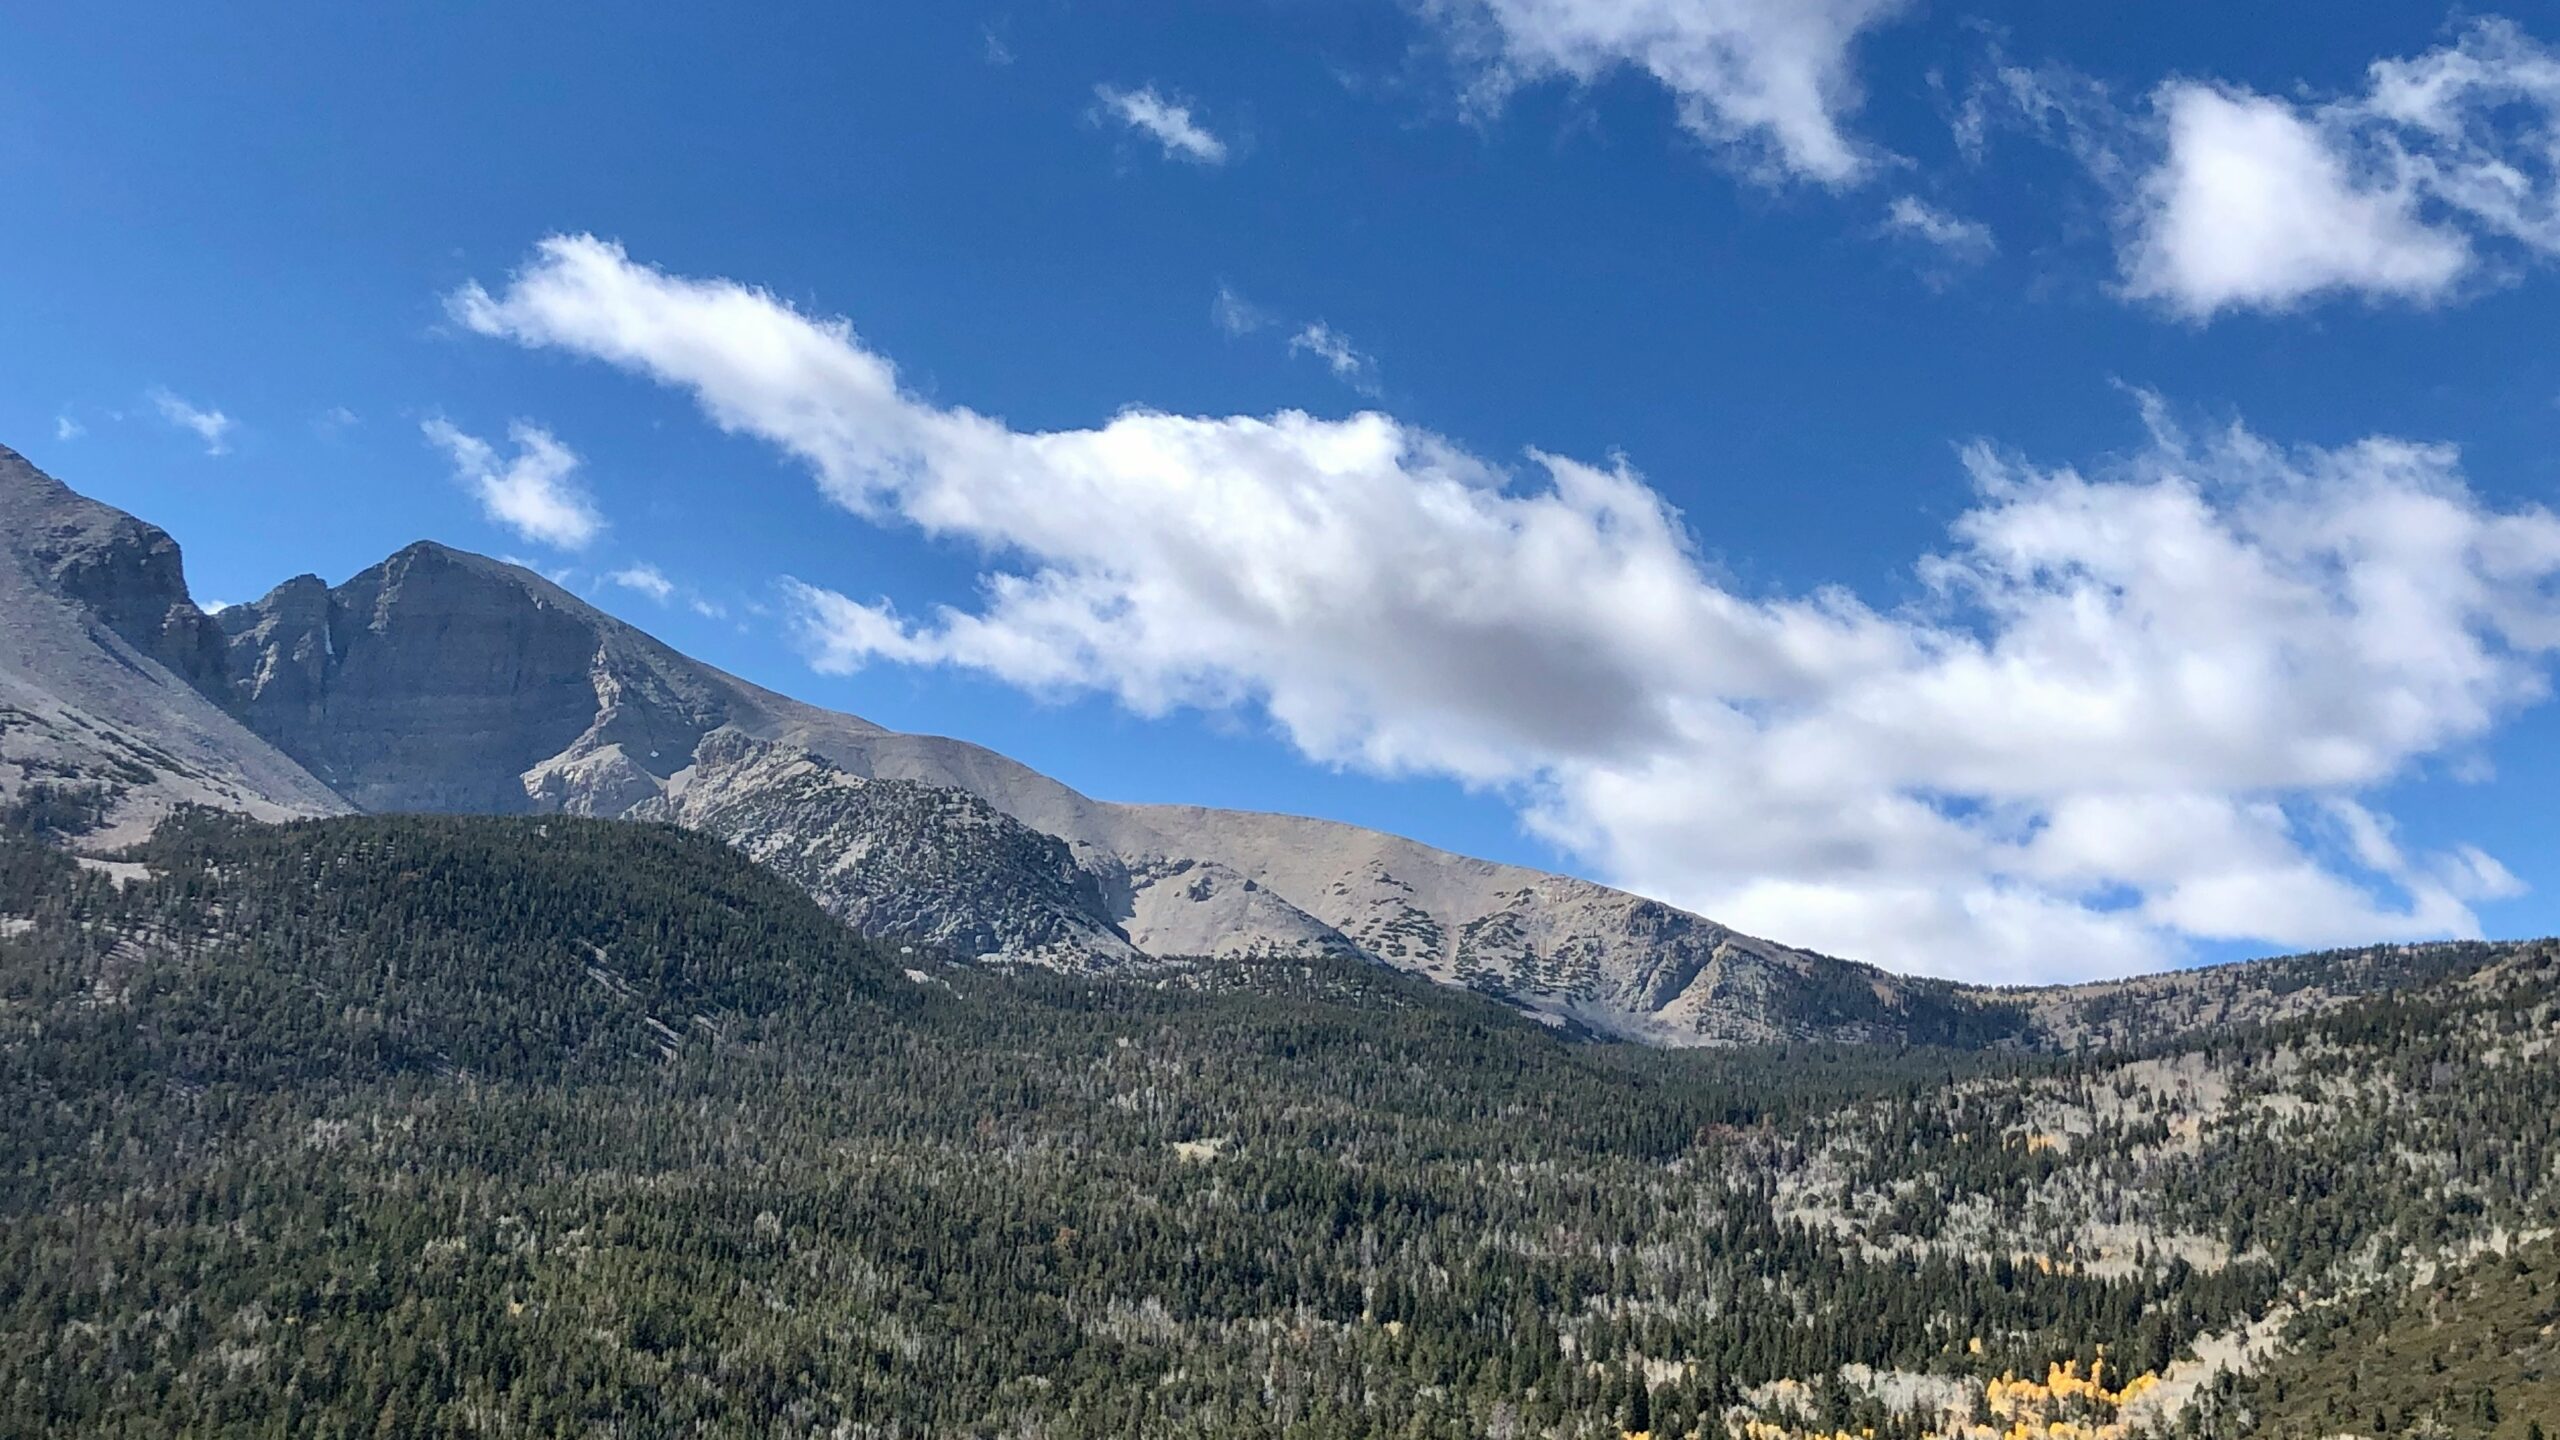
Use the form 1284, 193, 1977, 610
2120, 20, 2560, 318
1093, 84, 1228, 165
53, 413, 82, 441
150, 388, 234, 455
607, 563, 676, 602
451, 235, 2560, 983
1218, 288, 1382, 393
420, 416, 606, 550
2124, 84, 2470, 318
1287, 322, 1381, 394
1882, 195, 1995, 257
1423, 0, 1910, 185
2363, 18, 2560, 251
1211, 283, 1270, 335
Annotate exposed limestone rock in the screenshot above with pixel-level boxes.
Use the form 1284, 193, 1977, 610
0, 445, 347, 848
658, 729, 1141, 965
219, 542, 734, 813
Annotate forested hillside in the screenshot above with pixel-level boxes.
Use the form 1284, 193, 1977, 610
2209, 1234, 2560, 1438
2, 807, 2554, 1437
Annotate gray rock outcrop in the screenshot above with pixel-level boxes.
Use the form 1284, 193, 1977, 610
219, 543, 737, 813
0, 445, 348, 846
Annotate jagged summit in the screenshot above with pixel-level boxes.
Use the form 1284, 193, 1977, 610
218, 538, 746, 813
2, 444, 232, 695
0, 446, 347, 845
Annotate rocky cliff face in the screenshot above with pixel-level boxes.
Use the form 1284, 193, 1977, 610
13, 466, 232, 697
658, 730, 1142, 965
219, 544, 738, 813
0, 446, 347, 846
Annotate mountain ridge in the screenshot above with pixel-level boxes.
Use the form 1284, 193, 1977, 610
203, 516, 1900, 1041
0, 443, 2506, 1047
0, 445, 349, 847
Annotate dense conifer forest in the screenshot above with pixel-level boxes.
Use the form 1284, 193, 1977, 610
2, 807, 2554, 1437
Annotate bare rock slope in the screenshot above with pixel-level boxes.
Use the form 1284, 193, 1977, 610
655, 730, 1143, 966
0, 446, 347, 847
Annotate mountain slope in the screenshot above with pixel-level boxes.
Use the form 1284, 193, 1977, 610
26, 446, 1882, 1037
1119, 803, 2017, 1045
659, 729, 1143, 964
2, 447, 2512, 1048
5, 808, 2555, 1437
1963, 938, 2514, 1053
200, 518, 1998, 1042
0, 445, 348, 847
209, 538, 1287, 971
2203, 1232, 2560, 1438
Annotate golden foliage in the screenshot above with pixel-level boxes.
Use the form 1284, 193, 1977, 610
1725, 1354, 2163, 1440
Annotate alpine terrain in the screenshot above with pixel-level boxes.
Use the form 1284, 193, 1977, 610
0, 441, 2051, 1046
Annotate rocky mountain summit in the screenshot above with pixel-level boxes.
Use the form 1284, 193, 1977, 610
0, 445, 2484, 1046
218, 540, 756, 816
0, 447, 348, 847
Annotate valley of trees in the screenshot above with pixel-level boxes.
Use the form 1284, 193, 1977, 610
1, 805, 2554, 1437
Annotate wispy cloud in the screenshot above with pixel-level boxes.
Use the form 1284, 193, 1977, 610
1094, 83, 1228, 165
606, 562, 676, 602
1423, 0, 1912, 186
1211, 283, 1270, 335
420, 417, 605, 550
53, 413, 83, 442
1882, 195, 1995, 258
150, 388, 233, 455
603, 559, 726, 615
1215, 286, 1382, 394
1288, 322, 1381, 395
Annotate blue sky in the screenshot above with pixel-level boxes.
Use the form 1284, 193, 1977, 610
8, 2, 2560, 982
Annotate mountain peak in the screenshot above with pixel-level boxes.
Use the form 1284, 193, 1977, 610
218, 535, 737, 814
0, 447, 231, 698
0, 449, 347, 845
0, 442, 66, 497
372, 538, 592, 608
385, 536, 522, 572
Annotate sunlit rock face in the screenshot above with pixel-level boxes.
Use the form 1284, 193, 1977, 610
0, 445, 347, 848
220, 542, 732, 815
